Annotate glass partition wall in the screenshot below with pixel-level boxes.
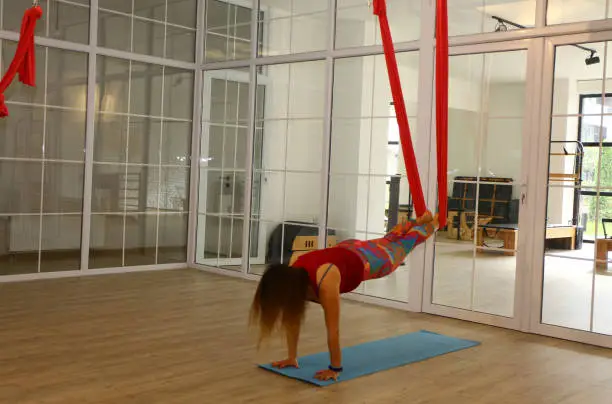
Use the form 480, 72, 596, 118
0, 0, 195, 278
2, 0, 612, 348
193, 0, 612, 320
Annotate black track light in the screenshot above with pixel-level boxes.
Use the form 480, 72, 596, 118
585, 51, 601, 66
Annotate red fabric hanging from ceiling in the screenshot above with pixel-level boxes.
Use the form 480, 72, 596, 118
372, 0, 427, 218
372, 0, 448, 224
435, 0, 449, 228
0, 5, 43, 118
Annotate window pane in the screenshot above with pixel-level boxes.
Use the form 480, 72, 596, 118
2, 43, 46, 105
124, 214, 157, 266
128, 165, 160, 212
98, 1, 196, 61
336, 0, 420, 48
332, 53, 419, 177
218, 216, 243, 270
0, 161, 42, 214
89, 214, 124, 268
98, 11, 132, 52
46, 48, 88, 109
99, 0, 131, 13
159, 167, 190, 212
548, 0, 607, 25
284, 172, 320, 224
0, 105, 44, 160
164, 68, 194, 120
45, 110, 87, 161
162, 121, 192, 166
40, 215, 83, 272
91, 164, 124, 213
285, 120, 324, 172
131, 62, 163, 116
205, 0, 253, 62
327, 175, 369, 233
3, 0, 90, 44
449, 0, 535, 37
96, 56, 130, 114
134, 0, 165, 22
133, 19, 165, 58
195, 214, 243, 268
434, 50, 526, 317
94, 114, 128, 163
3, 0, 47, 36
0, 216, 40, 275
201, 171, 244, 216
553, 43, 605, 116
167, 0, 198, 27
258, 61, 326, 120
158, 213, 188, 263
42, 162, 85, 214
258, 0, 328, 56
166, 26, 197, 62
48, 1, 90, 44
128, 117, 162, 165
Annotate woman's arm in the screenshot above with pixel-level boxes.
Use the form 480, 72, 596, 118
315, 266, 342, 380
286, 324, 300, 361
320, 283, 341, 368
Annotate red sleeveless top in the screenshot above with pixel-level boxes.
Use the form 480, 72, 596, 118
292, 247, 364, 295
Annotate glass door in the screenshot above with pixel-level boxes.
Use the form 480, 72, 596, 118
423, 41, 536, 329
531, 32, 612, 348
195, 69, 266, 271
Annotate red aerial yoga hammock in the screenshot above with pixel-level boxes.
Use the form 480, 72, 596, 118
0, 2, 43, 118
372, 0, 449, 228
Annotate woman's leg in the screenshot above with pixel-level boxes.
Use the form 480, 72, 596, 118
363, 216, 438, 280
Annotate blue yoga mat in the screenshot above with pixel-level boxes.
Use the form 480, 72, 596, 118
259, 330, 480, 386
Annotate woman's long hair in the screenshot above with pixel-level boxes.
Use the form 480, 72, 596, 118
250, 263, 310, 347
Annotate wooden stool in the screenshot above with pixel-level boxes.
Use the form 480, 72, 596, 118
595, 238, 612, 269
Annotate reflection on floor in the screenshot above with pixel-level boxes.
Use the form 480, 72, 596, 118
0, 248, 187, 276
434, 236, 612, 336
433, 242, 516, 317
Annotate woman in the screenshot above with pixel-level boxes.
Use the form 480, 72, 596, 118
250, 212, 438, 381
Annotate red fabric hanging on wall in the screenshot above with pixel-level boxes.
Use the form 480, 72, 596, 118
0, 5, 43, 118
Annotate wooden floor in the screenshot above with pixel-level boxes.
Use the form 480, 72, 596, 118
1, 270, 612, 404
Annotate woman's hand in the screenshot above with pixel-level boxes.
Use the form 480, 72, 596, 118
271, 358, 299, 369
314, 368, 339, 381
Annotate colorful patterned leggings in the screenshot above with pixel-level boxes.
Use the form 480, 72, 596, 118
335, 219, 437, 280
